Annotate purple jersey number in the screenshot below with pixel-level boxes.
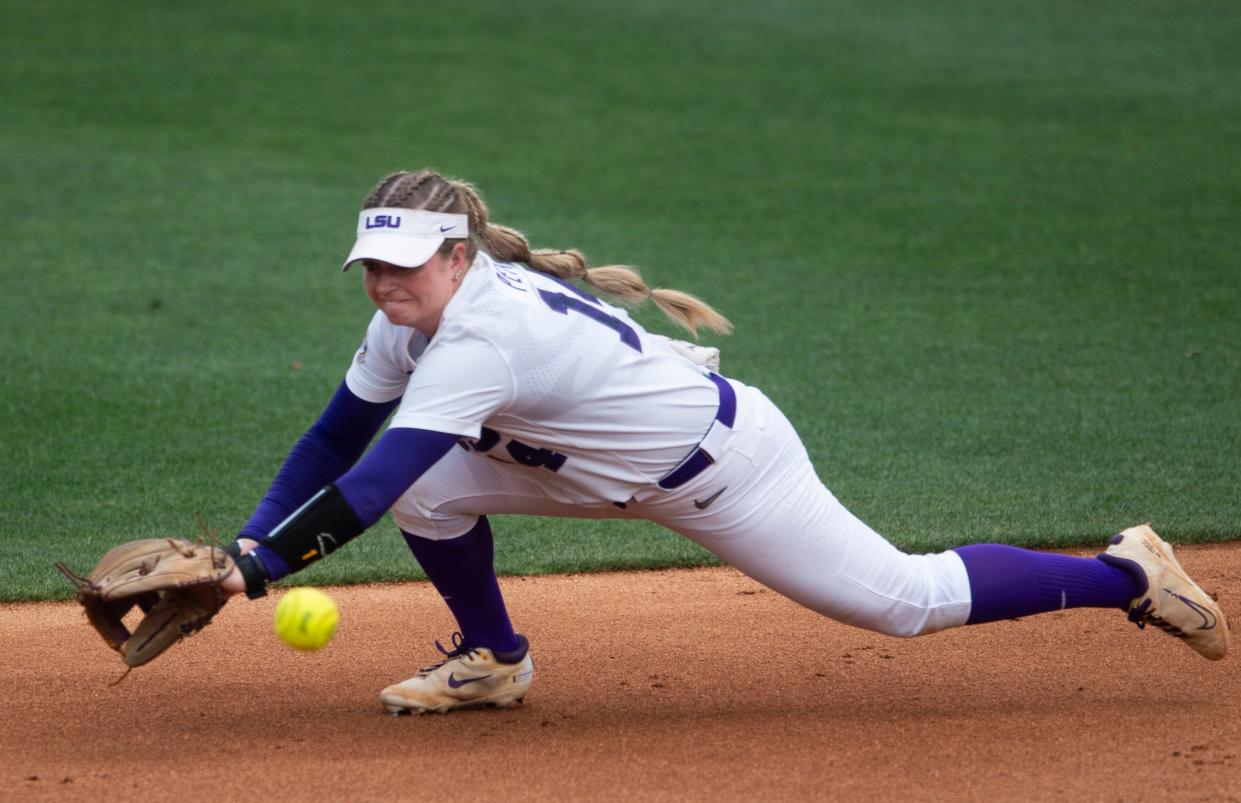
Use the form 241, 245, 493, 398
537, 288, 642, 352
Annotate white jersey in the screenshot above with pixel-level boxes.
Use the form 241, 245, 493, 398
345, 252, 720, 503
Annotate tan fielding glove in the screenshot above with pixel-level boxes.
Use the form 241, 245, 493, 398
56, 538, 236, 667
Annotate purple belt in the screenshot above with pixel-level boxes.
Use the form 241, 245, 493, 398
657, 373, 736, 490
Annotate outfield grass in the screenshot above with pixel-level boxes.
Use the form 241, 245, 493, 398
3, 1, 1239, 600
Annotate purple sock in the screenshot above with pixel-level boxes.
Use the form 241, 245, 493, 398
954, 544, 1145, 625
401, 517, 521, 655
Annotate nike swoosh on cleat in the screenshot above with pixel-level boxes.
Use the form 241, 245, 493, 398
1166, 589, 1217, 630
447, 672, 492, 689
693, 487, 727, 510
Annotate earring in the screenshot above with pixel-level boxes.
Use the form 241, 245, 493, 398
452, 270, 462, 281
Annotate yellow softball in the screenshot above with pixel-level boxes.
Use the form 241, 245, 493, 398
273, 587, 339, 651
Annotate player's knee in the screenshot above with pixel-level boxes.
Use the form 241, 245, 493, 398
392, 508, 433, 537
867, 553, 972, 637
861, 595, 969, 638
392, 508, 478, 540
810, 595, 947, 639
870, 614, 938, 639
843, 585, 970, 638
390, 474, 478, 539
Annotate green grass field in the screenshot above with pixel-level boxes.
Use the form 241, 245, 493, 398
3, 1, 1238, 600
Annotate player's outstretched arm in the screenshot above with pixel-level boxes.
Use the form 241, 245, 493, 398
227, 428, 461, 599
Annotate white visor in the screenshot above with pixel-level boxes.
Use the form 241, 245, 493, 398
341, 208, 470, 271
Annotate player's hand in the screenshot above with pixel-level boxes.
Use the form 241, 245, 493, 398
220, 538, 261, 596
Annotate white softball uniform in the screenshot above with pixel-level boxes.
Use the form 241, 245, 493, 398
346, 253, 972, 637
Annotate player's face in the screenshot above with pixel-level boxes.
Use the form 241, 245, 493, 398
362, 243, 468, 336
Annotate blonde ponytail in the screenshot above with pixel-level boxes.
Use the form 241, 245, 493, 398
360, 169, 732, 337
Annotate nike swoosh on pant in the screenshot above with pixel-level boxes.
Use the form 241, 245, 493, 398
693, 487, 727, 510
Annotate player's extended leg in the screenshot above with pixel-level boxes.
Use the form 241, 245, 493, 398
637, 381, 1228, 658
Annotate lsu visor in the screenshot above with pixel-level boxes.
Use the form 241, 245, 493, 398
341, 208, 470, 271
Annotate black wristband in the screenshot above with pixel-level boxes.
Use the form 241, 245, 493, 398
261, 483, 365, 574
235, 553, 270, 600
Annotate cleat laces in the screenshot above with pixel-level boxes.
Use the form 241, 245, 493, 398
417, 632, 477, 676
1127, 598, 1187, 639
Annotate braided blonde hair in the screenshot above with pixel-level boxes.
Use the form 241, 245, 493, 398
361, 169, 732, 337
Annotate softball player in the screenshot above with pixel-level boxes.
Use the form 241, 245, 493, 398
222, 170, 1229, 714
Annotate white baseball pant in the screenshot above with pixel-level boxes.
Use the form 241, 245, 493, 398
392, 379, 973, 637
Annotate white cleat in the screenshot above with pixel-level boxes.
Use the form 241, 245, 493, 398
380, 633, 534, 715
1099, 524, 1229, 660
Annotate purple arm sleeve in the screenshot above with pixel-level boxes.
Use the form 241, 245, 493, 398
334, 428, 462, 528
240, 381, 399, 540
251, 427, 459, 583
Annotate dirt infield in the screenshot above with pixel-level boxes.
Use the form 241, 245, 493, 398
4, 544, 1239, 802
